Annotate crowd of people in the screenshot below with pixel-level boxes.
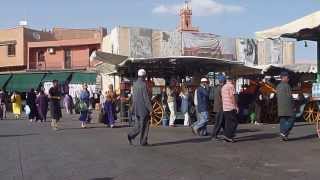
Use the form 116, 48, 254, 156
127, 69, 297, 146
0, 79, 119, 131
0, 69, 297, 145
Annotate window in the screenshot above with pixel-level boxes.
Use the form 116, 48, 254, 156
7, 44, 16, 56
64, 49, 72, 69
38, 51, 45, 62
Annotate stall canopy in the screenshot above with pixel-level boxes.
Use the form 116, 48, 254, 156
91, 51, 128, 75
256, 11, 320, 40
116, 56, 260, 77
70, 72, 97, 84
0, 74, 12, 89
6, 73, 45, 92
42, 72, 72, 83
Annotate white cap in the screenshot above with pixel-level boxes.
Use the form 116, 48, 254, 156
201, 78, 208, 82
138, 69, 146, 77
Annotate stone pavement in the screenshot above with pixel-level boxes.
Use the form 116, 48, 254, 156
0, 112, 319, 180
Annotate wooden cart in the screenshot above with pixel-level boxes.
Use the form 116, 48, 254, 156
302, 97, 320, 138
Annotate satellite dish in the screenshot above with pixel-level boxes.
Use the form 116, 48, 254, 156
33, 32, 41, 40
19, 20, 28, 26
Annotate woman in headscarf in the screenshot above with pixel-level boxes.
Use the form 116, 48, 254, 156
79, 84, 90, 128
103, 91, 116, 128
11, 91, 22, 119
26, 88, 38, 122
36, 90, 49, 122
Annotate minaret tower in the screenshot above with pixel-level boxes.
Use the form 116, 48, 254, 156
177, 0, 199, 32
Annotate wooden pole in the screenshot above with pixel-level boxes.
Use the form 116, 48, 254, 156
317, 41, 320, 82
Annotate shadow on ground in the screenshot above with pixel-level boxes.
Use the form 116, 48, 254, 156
90, 177, 113, 180
151, 137, 211, 147
236, 133, 279, 142
0, 133, 39, 138
289, 134, 318, 141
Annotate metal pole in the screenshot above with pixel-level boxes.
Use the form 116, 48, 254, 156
317, 41, 320, 82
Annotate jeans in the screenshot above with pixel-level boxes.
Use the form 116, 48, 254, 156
193, 111, 208, 135
168, 102, 176, 126
184, 112, 190, 126
280, 116, 295, 136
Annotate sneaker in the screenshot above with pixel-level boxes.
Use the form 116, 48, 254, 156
81, 124, 86, 128
223, 135, 235, 143
110, 124, 115, 128
280, 133, 288, 141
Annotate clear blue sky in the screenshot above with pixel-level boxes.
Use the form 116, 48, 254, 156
0, 0, 319, 62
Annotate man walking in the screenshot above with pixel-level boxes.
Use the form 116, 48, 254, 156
49, 80, 62, 130
221, 77, 238, 143
276, 72, 294, 141
128, 69, 153, 146
192, 78, 209, 136
167, 82, 177, 127
212, 75, 225, 140
0, 89, 6, 120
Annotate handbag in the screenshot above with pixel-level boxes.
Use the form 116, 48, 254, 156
79, 101, 88, 112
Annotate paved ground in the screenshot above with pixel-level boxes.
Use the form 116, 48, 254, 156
0, 112, 319, 180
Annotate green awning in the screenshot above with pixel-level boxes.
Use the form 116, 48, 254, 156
70, 72, 97, 84
6, 73, 45, 92
0, 74, 12, 89
42, 72, 72, 83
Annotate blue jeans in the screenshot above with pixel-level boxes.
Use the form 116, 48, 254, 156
193, 111, 208, 135
280, 116, 295, 136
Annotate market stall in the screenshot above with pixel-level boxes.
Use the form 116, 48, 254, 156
94, 51, 260, 126
256, 11, 320, 137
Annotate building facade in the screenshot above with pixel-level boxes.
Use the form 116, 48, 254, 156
0, 26, 106, 72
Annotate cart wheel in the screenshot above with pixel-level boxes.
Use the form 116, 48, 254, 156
303, 101, 318, 124
150, 100, 164, 127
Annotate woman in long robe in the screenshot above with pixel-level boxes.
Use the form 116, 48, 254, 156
103, 93, 116, 128
26, 88, 38, 122
11, 91, 22, 119
36, 90, 49, 122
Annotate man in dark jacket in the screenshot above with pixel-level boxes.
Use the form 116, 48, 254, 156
192, 78, 209, 136
212, 75, 225, 139
128, 69, 153, 146
276, 71, 294, 141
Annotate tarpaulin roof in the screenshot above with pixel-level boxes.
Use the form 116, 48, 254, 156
0, 74, 11, 89
6, 73, 45, 92
256, 64, 317, 75
256, 11, 320, 41
42, 72, 72, 83
91, 51, 128, 74
117, 56, 260, 77
70, 72, 97, 84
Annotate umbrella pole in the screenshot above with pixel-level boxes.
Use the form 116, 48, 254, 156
318, 41, 320, 82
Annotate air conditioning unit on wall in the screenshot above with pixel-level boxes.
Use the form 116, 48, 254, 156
48, 48, 55, 54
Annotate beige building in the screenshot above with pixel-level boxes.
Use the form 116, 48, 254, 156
0, 26, 53, 71
0, 26, 105, 72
